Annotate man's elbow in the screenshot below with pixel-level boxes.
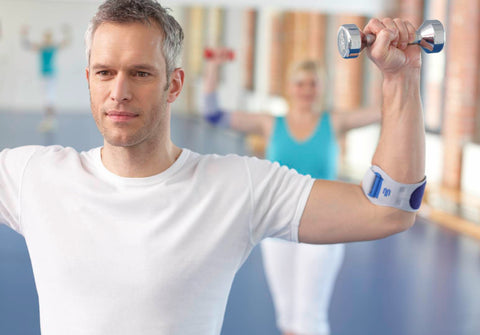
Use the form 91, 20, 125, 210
395, 213, 416, 233
378, 208, 417, 237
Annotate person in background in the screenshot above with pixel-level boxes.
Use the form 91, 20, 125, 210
21, 24, 72, 132
203, 54, 380, 335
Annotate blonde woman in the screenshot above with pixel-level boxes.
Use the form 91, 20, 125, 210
203, 51, 380, 335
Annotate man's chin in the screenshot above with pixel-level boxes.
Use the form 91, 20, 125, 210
104, 135, 142, 148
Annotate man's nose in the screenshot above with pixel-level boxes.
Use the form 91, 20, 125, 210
110, 73, 132, 102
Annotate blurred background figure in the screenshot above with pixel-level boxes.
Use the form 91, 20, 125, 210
20, 24, 72, 133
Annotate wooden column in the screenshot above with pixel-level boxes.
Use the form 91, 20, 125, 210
184, 7, 205, 113
243, 9, 257, 91
442, 0, 480, 189
307, 13, 327, 65
291, 12, 310, 64
206, 7, 223, 47
279, 11, 328, 97
269, 12, 285, 95
398, 0, 424, 27
187, 7, 205, 78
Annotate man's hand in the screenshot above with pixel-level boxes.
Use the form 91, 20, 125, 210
364, 18, 421, 75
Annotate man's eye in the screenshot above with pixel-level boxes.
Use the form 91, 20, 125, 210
97, 70, 111, 76
136, 72, 150, 77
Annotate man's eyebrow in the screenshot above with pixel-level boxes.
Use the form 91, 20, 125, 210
91, 64, 110, 71
130, 64, 158, 72
90, 64, 158, 72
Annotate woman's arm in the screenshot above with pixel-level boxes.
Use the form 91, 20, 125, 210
202, 47, 273, 138
58, 24, 72, 49
331, 107, 381, 135
20, 26, 39, 51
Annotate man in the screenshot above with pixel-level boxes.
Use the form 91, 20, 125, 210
0, 0, 425, 334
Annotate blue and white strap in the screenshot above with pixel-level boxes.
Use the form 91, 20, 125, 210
362, 165, 426, 212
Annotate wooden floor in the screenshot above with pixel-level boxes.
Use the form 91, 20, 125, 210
423, 184, 480, 240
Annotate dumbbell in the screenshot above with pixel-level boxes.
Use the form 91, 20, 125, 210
337, 19, 445, 59
204, 48, 235, 61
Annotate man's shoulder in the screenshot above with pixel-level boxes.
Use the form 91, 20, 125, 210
185, 150, 284, 178
188, 150, 262, 169
23, 145, 83, 159
1, 145, 60, 162
2, 145, 96, 167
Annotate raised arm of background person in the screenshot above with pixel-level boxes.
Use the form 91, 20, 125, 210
299, 18, 424, 244
331, 106, 381, 135
20, 26, 40, 51
58, 24, 72, 49
203, 47, 273, 137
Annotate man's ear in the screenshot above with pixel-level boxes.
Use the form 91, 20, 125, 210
85, 67, 90, 88
167, 68, 185, 103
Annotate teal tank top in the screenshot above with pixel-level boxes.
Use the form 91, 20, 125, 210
40, 46, 57, 77
265, 113, 339, 180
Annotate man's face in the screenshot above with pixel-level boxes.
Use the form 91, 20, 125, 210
86, 22, 183, 148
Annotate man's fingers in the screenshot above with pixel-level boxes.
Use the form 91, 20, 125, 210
382, 18, 399, 47
369, 28, 397, 60
405, 21, 417, 44
393, 18, 409, 50
363, 18, 386, 37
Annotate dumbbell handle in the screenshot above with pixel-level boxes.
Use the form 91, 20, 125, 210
360, 30, 426, 48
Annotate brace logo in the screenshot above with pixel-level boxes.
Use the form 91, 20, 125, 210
383, 188, 391, 197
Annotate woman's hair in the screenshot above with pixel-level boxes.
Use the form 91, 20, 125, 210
85, 0, 184, 80
287, 59, 329, 108
287, 59, 326, 84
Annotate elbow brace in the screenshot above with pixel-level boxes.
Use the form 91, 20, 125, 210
362, 165, 426, 212
202, 92, 231, 128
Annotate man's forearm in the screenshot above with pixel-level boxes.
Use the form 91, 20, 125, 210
372, 68, 425, 184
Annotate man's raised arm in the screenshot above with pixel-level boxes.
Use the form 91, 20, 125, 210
299, 18, 425, 244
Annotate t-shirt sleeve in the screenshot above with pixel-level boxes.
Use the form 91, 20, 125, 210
0, 146, 41, 234
243, 156, 315, 245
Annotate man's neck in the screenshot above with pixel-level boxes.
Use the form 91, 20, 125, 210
100, 140, 182, 178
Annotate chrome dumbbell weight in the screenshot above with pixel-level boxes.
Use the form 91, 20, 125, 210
337, 19, 445, 59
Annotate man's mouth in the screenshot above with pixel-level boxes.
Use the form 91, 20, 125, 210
106, 110, 139, 122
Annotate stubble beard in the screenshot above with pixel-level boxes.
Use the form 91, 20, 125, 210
90, 96, 169, 149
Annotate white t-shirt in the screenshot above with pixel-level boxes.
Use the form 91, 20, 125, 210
0, 145, 314, 335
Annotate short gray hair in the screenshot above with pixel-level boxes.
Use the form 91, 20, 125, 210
85, 0, 184, 77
